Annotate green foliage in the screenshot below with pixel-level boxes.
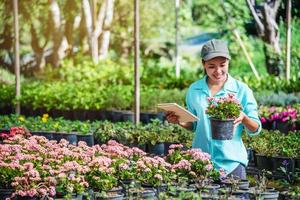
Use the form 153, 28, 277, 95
206, 94, 242, 120
94, 119, 193, 147
247, 129, 300, 157
255, 91, 300, 106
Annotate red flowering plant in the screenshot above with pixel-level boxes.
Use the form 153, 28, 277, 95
206, 94, 242, 120
0, 126, 31, 141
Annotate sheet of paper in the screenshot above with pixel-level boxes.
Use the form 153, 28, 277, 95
157, 103, 199, 123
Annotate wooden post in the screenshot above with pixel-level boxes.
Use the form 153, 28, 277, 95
233, 29, 260, 80
175, 0, 180, 78
285, 0, 291, 80
134, 0, 140, 124
13, 0, 21, 114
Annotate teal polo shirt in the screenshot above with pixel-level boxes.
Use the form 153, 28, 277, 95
186, 74, 261, 174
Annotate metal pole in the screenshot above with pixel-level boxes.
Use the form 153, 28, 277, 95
13, 0, 21, 114
134, 0, 140, 124
175, 0, 180, 78
285, 0, 291, 80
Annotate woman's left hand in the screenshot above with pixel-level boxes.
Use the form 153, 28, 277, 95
234, 112, 246, 128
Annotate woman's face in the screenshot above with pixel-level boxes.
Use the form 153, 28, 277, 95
203, 57, 229, 84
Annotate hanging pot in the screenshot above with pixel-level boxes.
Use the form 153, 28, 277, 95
210, 118, 234, 140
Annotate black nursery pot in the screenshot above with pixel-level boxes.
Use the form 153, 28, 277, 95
275, 120, 295, 134
77, 133, 94, 147
53, 132, 77, 145
146, 142, 165, 156
271, 156, 295, 174
255, 154, 273, 171
31, 131, 54, 140
210, 118, 234, 140
0, 188, 14, 200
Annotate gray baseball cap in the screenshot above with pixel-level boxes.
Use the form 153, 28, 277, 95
201, 39, 231, 61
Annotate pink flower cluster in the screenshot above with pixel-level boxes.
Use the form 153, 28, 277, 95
0, 127, 31, 140
260, 105, 298, 124
0, 134, 225, 196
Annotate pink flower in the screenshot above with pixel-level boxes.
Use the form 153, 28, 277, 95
169, 144, 183, 149
260, 117, 266, 123
205, 164, 213, 171
49, 186, 56, 196
154, 174, 163, 181
23, 162, 34, 171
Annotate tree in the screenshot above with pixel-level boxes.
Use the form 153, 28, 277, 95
246, 0, 282, 76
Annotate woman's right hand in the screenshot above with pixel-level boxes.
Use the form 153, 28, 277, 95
165, 111, 180, 124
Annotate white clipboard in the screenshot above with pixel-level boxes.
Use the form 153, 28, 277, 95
157, 103, 199, 123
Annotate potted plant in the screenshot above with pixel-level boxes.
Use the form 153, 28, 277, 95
206, 94, 242, 140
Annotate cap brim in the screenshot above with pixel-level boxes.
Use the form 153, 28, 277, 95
203, 52, 231, 61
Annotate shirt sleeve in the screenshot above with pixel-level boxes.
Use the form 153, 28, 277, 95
243, 86, 262, 136
185, 88, 197, 132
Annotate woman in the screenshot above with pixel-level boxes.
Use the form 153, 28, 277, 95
166, 39, 261, 179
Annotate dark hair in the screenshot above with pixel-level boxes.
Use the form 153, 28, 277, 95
202, 59, 207, 75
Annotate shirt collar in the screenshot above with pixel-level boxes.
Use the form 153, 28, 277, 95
193, 74, 238, 93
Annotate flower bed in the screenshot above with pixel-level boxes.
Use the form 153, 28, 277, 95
0, 134, 222, 199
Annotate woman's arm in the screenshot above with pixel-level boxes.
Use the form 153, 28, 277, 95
234, 112, 259, 132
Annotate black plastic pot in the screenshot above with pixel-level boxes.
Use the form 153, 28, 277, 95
164, 142, 180, 155
61, 110, 74, 120
210, 118, 234, 140
31, 131, 54, 140
0, 188, 14, 200
121, 111, 134, 122
261, 121, 274, 130
17, 196, 39, 200
50, 109, 63, 118
272, 156, 295, 174
77, 133, 94, 146
110, 110, 123, 122
238, 179, 250, 189
94, 192, 124, 200
203, 184, 220, 194
53, 132, 77, 145
255, 154, 273, 171
276, 120, 295, 134
107, 186, 123, 194
131, 189, 156, 198
0, 106, 13, 115
258, 190, 279, 200
175, 186, 196, 196
140, 112, 151, 124
55, 193, 83, 200
247, 148, 255, 166
232, 188, 251, 200
294, 158, 300, 169
0, 128, 9, 134
73, 109, 88, 121
146, 142, 165, 156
